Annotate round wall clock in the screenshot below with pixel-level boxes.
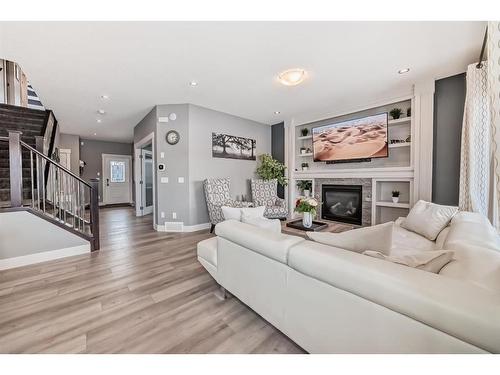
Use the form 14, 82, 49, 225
166, 130, 180, 145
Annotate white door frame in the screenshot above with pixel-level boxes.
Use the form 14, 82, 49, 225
134, 133, 156, 228
101, 154, 133, 205
59, 148, 72, 170
140, 149, 154, 215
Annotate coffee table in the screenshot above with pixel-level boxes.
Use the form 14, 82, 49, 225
282, 218, 354, 238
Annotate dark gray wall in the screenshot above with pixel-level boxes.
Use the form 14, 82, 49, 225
80, 138, 134, 203
271, 122, 285, 198
432, 73, 466, 206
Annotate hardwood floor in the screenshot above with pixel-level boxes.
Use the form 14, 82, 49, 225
0, 207, 305, 354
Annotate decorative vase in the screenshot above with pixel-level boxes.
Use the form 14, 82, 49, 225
303, 189, 310, 198
302, 167, 308, 171
302, 212, 313, 228
392, 197, 399, 203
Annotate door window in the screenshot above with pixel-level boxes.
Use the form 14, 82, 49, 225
110, 161, 126, 182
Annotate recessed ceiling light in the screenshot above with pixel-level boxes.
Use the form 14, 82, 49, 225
277, 69, 307, 86
97, 109, 106, 115
96, 119, 102, 123
398, 68, 410, 74
93, 133, 97, 136
189, 81, 198, 86
274, 111, 281, 114
100, 95, 109, 100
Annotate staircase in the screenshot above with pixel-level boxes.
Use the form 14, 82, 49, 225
0, 106, 100, 251
0, 104, 55, 204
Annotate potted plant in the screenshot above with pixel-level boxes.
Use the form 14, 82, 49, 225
296, 180, 313, 198
300, 147, 307, 154
406, 108, 411, 117
301, 128, 309, 137
294, 197, 318, 228
256, 154, 288, 187
390, 108, 402, 120
392, 190, 400, 203
301, 162, 309, 171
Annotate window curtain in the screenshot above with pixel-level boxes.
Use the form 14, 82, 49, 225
487, 21, 500, 230
459, 22, 500, 230
459, 63, 491, 218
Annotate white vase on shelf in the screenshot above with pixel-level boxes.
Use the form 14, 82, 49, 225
303, 189, 310, 198
392, 196, 399, 203
302, 212, 313, 228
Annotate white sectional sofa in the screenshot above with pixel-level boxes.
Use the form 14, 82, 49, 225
197, 212, 500, 353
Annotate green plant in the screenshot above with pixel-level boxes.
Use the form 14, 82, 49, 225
301, 162, 309, 168
296, 180, 312, 191
294, 197, 318, 216
390, 108, 402, 119
301, 128, 309, 137
406, 107, 411, 117
256, 154, 288, 187
392, 190, 400, 197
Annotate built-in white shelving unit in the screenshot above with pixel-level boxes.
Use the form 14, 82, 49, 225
289, 97, 416, 225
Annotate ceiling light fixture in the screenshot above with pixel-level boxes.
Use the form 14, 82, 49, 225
189, 81, 198, 86
277, 69, 307, 86
100, 95, 109, 100
97, 109, 106, 115
96, 119, 102, 123
274, 111, 281, 114
398, 68, 410, 74
94, 133, 97, 136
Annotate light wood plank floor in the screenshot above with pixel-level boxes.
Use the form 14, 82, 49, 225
0, 207, 305, 354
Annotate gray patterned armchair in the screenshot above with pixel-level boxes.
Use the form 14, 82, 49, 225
251, 179, 288, 219
203, 178, 253, 232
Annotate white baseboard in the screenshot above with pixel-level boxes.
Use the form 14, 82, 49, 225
155, 222, 210, 233
0, 244, 90, 270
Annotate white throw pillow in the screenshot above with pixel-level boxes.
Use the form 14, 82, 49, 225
241, 215, 281, 233
363, 249, 454, 274
401, 200, 458, 241
221, 206, 242, 221
306, 222, 393, 255
240, 206, 266, 218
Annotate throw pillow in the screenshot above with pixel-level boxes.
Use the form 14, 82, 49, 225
306, 222, 393, 255
401, 200, 458, 241
241, 215, 281, 233
221, 206, 242, 221
363, 249, 454, 274
240, 206, 266, 218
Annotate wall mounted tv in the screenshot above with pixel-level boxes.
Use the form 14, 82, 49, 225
312, 112, 388, 163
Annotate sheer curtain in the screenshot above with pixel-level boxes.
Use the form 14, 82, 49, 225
487, 21, 500, 230
460, 22, 500, 230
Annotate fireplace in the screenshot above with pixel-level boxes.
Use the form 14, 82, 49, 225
321, 184, 363, 225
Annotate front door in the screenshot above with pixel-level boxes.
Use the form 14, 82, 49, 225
102, 154, 132, 205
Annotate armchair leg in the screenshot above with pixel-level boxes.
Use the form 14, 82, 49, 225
210, 224, 215, 233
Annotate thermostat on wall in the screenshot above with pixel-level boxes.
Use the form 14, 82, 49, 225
158, 163, 166, 171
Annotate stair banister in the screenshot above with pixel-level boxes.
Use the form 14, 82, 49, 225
8, 130, 23, 207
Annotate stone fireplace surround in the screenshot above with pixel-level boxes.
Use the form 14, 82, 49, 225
313, 178, 372, 227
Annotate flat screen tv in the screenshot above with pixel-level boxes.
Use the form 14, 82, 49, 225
312, 112, 388, 162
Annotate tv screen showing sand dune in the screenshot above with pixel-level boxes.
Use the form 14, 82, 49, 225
312, 113, 388, 162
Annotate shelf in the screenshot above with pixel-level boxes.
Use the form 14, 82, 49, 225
375, 201, 410, 209
297, 135, 312, 140
297, 153, 313, 157
388, 117, 411, 126
389, 142, 411, 149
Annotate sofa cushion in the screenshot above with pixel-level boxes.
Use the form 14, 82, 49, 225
221, 206, 242, 221
363, 250, 454, 274
240, 206, 266, 218
444, 211, 500, 252
215, 220, 304, 264
393, 218, 439, 252
197, 237, 218, 267
401, 200, 458, 241
306, 222, 393, 255
241, 215, 281, 233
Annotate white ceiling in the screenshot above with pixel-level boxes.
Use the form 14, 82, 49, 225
0, 21, 486, 143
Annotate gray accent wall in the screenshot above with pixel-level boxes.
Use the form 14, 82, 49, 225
188, 104, 271, 225
432, 73, 466, 206
80, 138, 134, 203
59, 133, 80, 174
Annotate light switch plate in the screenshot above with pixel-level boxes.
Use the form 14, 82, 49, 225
161, 177, 169, 183
161, 212, 165, 218
160, 152, 165, 158
178, 177, 184, 183
158, 117, 169, 123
